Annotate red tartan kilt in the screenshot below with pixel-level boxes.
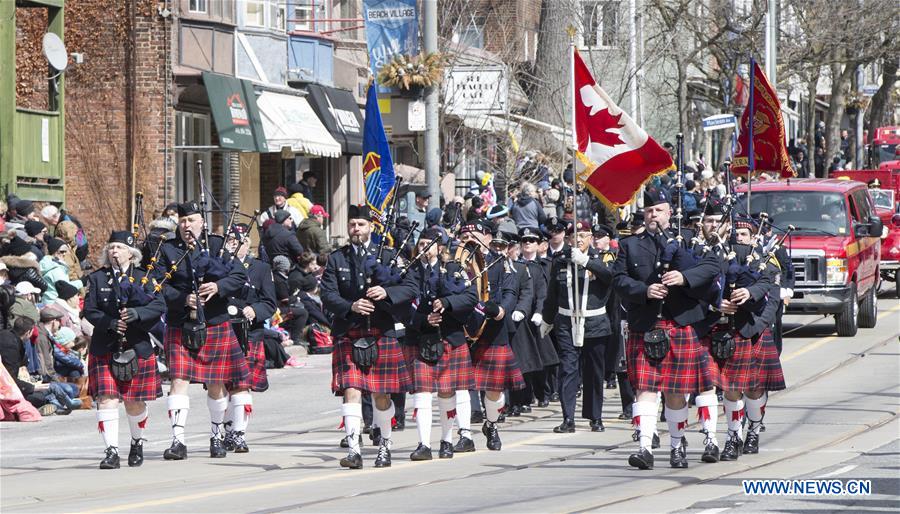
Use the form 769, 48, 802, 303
227, 339, 269, 393
331, 328, 411, 395
89, 353, 161, 402
165, 323, 250, 385
626, 320, 716, 394
750, 329, 785, 391
401, 342, 476, 393
470, 343, 526, 392
701, 326, 754, 392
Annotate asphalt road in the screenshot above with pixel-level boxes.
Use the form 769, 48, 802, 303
2, 297, 898, 513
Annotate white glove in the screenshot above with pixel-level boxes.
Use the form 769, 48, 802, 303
780, 288, 793, 301
571, 248, 589, 267
540, 321, 554, 338
531, 313, 543, 327
511, 310, 525, 322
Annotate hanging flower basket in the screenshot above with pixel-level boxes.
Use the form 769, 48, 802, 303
376, 52, 445, 91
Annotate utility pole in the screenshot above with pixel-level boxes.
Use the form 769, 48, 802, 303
765, 0, 777, 86
423, 0, 441, 202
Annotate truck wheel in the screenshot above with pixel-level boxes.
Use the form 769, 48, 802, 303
858, 285, 877, 329
835, 283, 859, 337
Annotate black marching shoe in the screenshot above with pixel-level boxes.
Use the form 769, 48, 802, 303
394, 418, 406, 431
231, 431, 249, 453
520, 405, 532, 414
370, 426, 383, 447
553, 418, 576, 433
409, 442, 433, 461
721, 433, 743, 461
606, 379, 617, 390
670, 445, 689, 468
471, 410, 484, 424
483, 421, 502, 451
510, 405, 522, 417
210, 436, 227, 458
628, 447, 654, 470
439, 440, 454, 459
99, 446, 120, 469
223, 431, 236, 452
374, 440, 392, 468
550, 392, 560, 402
127, 439, 144, 467
453, 430, 476, 453
538, 400, 550, 408
340, 451, 363, 469
590, 419, 605, 432
652, 433, 661, 449
497, 411, 507, 423
163, 440, 188, 460
682, 435, 689, 449
743, 430, 759, 454
701, 440, 720, 463
340, 435, 364, 449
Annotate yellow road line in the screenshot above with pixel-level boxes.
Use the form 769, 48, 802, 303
782, 302, 900, 363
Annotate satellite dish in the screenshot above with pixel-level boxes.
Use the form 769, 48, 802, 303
42, 33, 69, 72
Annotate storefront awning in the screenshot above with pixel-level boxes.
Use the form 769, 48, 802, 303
256, 91, 342, 157
457, 113, 523, 141
203, 71, 267, 152
305, 84, 365, 155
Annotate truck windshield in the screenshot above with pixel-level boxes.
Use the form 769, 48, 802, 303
874, 144, 898, 167
738, 191, 850, 236
869, 189, 894, 211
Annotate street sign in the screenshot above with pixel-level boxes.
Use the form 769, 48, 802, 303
702, 114, 737, 132
862, 85, 879, 97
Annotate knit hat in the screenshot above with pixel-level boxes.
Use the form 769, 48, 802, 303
46, 237, 66, 255
16, 200, 34, 217
55, 280, 79, 301
52, 326, 77, 346
4, 236, 31, 256
25, 220, 46, 237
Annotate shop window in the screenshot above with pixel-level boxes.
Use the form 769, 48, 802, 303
189, 0, 208, 13
581, 1, 619, 48
175, 111, 212, 203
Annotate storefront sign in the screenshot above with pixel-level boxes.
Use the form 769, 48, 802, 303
202, 71, 266, 152
444, 66, 508, 115
363, 0, 419, 79
408, 100, 425, 131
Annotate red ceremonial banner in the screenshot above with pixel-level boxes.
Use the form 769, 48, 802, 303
732, 62, 796, 178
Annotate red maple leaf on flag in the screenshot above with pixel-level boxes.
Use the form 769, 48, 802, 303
586, 108, 625, 147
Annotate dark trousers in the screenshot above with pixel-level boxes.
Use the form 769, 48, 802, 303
510, 376, 535, 407
363, 392, 407, 426
557, 330, 608, 421
617, 371, 635, 412
283, 303, 309, 345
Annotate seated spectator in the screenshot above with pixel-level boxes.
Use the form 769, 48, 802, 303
40, 204, 90, 262
1, 238, 48, 295
54, 219, 86, 280
298, 273, 330, 329
271, 255, 308, 346
24, 220, 48, 260
34, 307, 64, 381
10, 281, 40, 326
50, 326, 85, 379
0, 317, 44, 416
52, 280, 89, 337
39, 238, 83, 304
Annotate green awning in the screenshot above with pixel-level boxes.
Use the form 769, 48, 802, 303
202, 71, 267, 152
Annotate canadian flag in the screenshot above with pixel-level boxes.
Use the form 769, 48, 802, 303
573, 50, 674, 207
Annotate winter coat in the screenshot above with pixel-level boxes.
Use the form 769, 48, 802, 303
38, 256, 83, 304
286, 193, 311, 220
54, 221, 83, 281
510, 196, 546, 230
1, 255, 48, 294
296, 218, 329, 255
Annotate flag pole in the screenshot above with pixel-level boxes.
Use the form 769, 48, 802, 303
747, 58, 755, 217
567, 25, 584, 347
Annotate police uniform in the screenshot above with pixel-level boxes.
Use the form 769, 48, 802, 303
83, 230, 167, 469
320, 204, 418, 469
396, 227, 478, 461
542, 221, 614, 433
222, 223, 278, 453
539, 217, 570, 405
612, 190, 720, 470
155, 201, 251, 461
461, 220, 525, 452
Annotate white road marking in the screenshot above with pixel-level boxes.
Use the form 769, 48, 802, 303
816, 464, 858, 478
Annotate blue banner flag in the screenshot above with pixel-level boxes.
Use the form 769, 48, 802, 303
362, 83, 396, 233
363, 0, 419, 93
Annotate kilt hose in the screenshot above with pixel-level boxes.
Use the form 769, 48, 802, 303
470, 343, 526, 392
626, 320, 716, 394
331, 327, 411, 395
701, 325, 754, 392
401, 341, 475, 394
227, 338, 269, 393
89, 353, 162, 402
165, 323, 250, 386
750, 329, 786, 392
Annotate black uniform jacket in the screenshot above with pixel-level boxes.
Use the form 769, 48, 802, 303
543, 247, 613, 338
612, 228, 720, 332
154, 235, 248, 327
83, 265, 167, 358
320, 243, 417, 339
227, 256, 278, 340
397, 258, 479, 347
473, 250, 518, 346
